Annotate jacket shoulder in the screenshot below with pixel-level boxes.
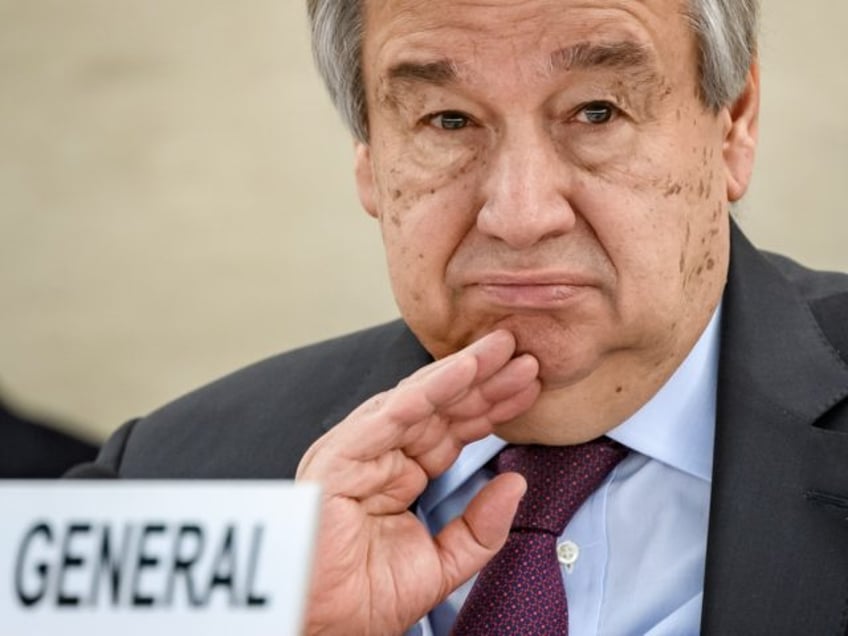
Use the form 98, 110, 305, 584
764, 251, 848, 301
102, 320, 429, 478
764, 252, 848, 362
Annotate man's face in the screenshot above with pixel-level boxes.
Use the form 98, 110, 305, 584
355, 0, 757, 439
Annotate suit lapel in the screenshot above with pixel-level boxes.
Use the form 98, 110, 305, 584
702, 223, 848, 634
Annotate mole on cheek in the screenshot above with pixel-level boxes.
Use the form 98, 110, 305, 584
664, 182, 683, 197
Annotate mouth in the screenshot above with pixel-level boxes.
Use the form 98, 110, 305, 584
467, 272, 594, 310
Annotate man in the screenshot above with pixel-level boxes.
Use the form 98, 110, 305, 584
83, 0, 848, 634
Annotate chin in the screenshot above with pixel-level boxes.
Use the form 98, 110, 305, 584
495, 314, 602, 389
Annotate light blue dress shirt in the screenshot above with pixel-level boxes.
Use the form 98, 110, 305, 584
410, 306, 721, 635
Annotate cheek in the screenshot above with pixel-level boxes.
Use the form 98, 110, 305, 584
371, 150, 485, 316
373, 146, 483, 227
651, 139, 728, 292
370, 120, 488, 201
370, 125, 489, 252
566, 137, 725, 320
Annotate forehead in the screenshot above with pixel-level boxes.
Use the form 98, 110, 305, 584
361, 0, 693, 81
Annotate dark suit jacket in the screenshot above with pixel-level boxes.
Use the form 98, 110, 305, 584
87, 223, 848, 635
0, 399, 98, 478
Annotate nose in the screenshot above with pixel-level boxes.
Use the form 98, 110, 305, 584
476, 125, 577, 249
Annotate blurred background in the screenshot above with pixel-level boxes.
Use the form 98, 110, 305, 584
1, 1, 846, 446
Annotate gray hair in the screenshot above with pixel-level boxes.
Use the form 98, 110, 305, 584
306, 0, 759, 142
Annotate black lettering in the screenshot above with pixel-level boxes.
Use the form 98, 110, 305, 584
14, 522, 53, 607
164, 524, 205, 607
245, 525, 269, 607
131, 523, 165, 607
204, 526, 238, 606
88, 523, 134, 606
57, 523, 91, 606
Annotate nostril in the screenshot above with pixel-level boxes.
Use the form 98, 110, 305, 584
476, 196, 577, 249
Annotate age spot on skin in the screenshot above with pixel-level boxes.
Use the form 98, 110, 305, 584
702, 172, 713, 200
453, 153, 480, 179
681, 221, 691, 268
392, 189, 403, 200
664, 182, 683, 197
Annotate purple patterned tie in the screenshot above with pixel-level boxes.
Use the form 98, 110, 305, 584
452, 439, 628, 635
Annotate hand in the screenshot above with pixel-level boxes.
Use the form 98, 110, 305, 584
296, 330, 540, 635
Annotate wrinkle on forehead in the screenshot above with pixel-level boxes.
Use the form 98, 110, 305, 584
379, 39, 666, 117
364, 0, 691, 59
365, 0, 684, 73
366, 0, 696, 119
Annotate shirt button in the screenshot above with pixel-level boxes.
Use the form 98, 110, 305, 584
557, 540, 580, 569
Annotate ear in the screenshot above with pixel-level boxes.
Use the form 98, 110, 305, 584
723, 60, 760, 202
354, 142, 379, 219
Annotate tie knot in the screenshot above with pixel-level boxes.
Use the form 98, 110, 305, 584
495, 439, 627, 534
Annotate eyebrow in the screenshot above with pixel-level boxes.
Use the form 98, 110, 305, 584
549, 41, 654, 73
386, 59, 458, 85
382, 40, 656, 92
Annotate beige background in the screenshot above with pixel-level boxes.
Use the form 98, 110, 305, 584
1, 2, 846, 442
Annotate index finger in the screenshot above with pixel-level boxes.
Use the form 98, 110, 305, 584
315, 330, 519, 463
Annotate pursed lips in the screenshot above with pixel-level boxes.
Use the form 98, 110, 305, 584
463, 271, 595, 310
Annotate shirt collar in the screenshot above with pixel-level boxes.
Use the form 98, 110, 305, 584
607, 303, 721, 482
419, 304, 721, 514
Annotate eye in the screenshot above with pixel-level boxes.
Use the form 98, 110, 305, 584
427, 111, 473, 130
576, 101, 618, 124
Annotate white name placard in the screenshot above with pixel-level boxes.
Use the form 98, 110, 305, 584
0, 481, 321, 636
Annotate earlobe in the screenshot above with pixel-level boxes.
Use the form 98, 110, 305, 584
354, 142, 379, 219
724, 60, 760, 202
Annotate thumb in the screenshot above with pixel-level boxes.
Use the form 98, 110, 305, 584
433, 472, 526, 599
